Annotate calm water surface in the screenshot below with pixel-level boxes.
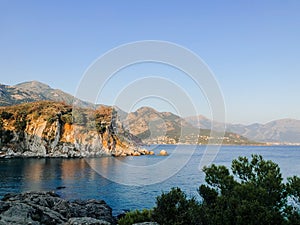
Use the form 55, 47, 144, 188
0, 145, 300, 215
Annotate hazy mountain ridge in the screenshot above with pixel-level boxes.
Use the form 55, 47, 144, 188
118, 107, 256, 145
186, 116, 300, 144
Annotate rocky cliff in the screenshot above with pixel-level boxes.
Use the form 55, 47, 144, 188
0, 101, 145, 158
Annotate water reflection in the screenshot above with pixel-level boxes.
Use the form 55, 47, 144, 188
85, 145, 196, 186
0, 145, 300, 215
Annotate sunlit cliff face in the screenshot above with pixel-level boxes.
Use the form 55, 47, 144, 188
0, 101, 141, 157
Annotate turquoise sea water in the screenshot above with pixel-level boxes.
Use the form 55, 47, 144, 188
0, 145, 300, 215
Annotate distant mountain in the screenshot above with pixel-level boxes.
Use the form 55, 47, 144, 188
117, 107, 256, 145
185, 115, 225, 131
186, 116, 300, 144
0, 81, 92, 108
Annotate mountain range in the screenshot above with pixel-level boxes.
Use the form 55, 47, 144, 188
1, 81, 300, 144
116, 106, 253, 145
186, 116, 300, 144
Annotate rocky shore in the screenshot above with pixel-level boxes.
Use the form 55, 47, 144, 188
0, 191, 116, 225
0, 191, 160, 225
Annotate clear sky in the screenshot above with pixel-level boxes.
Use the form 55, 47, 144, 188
1, 0, 300, 124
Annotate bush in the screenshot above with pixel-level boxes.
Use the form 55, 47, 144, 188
14, 112, 27, 131
118, 209, 153, 225
73, 110, 87, 125
61, 113, 73, 124
152, 187, 203, 225
0, 130, 14, 144
1, 111, 13, 119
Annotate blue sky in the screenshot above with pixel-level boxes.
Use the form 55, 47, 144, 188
1, 0, 300, 124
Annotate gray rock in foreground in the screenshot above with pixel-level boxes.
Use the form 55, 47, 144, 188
66, 217, 111, 225
0, 191, 116, 225
132, 223, 159, 225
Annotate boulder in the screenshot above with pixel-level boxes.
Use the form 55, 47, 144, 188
66, 217, 111, 225
133, 222, 159, 225
149, 151, 155, 155
138, 148, 150, 155
0, 203, 42, 225
157, 150, 168, 156
132, 151, 141, 156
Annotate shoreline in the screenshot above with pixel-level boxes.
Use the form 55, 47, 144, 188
1, 144, 300, 159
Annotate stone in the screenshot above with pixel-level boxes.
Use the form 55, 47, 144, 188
138, 148, 150, 155
132, 222, 159, 225
0, 203, 41, 225
66, 217, 111, 225
149, 151, 155, 155
157, 150, 168, 156
69, 199, 115, 224
0, 191, 116, 225
132, 151, 141, 156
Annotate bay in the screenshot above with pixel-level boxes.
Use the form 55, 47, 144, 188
0, 145, 300, 215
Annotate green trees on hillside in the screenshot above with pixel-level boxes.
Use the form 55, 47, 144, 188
119, 155, 300, 225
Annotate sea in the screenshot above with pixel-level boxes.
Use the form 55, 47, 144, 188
0, 145, 300, 215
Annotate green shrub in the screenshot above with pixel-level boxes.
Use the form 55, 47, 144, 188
1, 111, 13, 119
61, 113, 73, 124
0, 130, 14, 144
96, 122, 106, 134
47, 115, 57, 123
152, 187, 203, 225
118, 209, 153, 225
14, 112, 27, 131
73, 110, 87, 125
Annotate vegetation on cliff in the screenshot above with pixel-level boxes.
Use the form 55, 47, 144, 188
119, 155, 300, 225
0, 101, 142, 157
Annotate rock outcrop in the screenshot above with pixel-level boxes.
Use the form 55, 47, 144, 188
0, 101, 145, 158
0, 191, 116, 225
157, 150, 168, 156
133, 223, 159, 225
